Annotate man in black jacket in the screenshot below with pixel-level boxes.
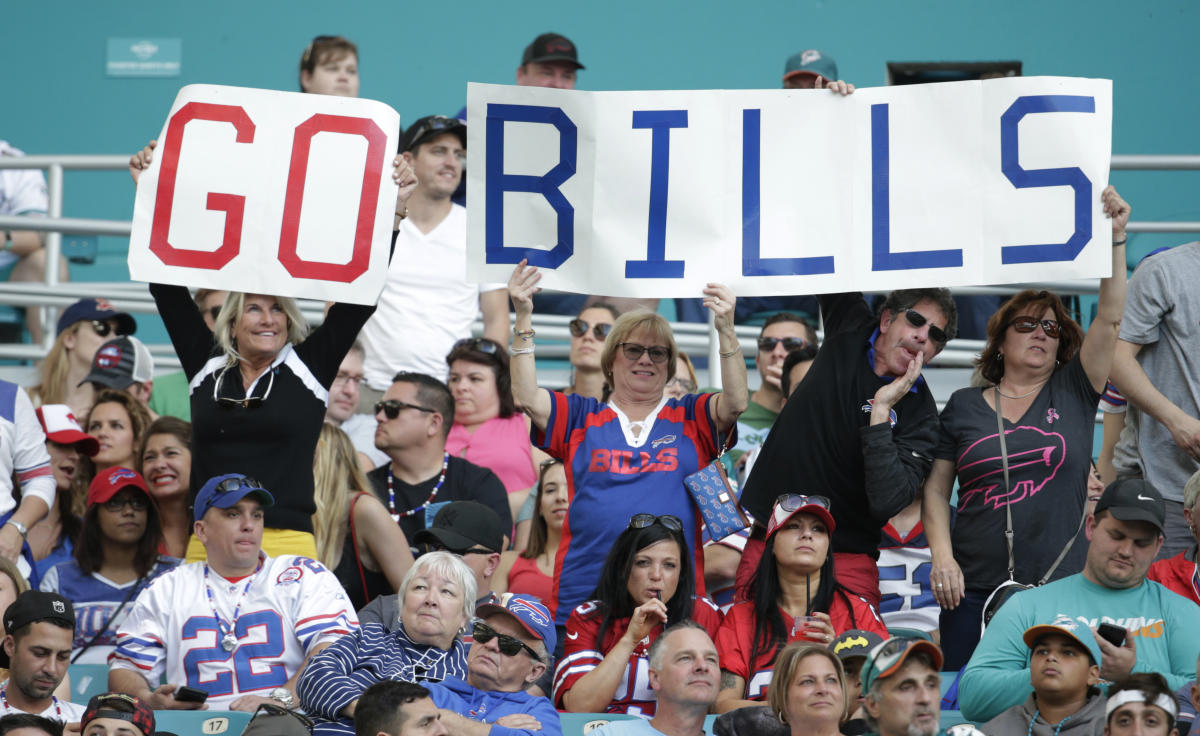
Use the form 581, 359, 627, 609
738, 290, 956, 606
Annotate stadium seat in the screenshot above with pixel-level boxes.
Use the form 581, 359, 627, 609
68, 663, 111, 705
152, 710, 252, 735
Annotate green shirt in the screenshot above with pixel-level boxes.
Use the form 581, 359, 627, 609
148, 369, 191, 421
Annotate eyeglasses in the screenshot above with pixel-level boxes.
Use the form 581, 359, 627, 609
665, 376, 697, 393
619, 343, 670, 364
568, 319, 613, 340
208, 306, 222, 323
473, 621, 541, 660
757, 336, 809, 353
451, 338, 503, 356
774, 494, 832, 513
1009, 316, 1061, 339
214, 365, 275, 409
628, 513, 684, 532
102, 496, 148, 512
333, 372, 366, 387
902, 310, 948, 345
375, 399, 435, 419
89, 320, 124, 338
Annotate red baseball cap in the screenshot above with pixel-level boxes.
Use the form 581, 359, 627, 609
35, 404, 99, 457
765, 493, 836, 539
87, 467, 149, 506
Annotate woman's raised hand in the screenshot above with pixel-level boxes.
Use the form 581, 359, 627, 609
625, 597, 669, 644
508, 259, 541, 317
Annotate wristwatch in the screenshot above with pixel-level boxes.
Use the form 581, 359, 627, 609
269, 687, 296, 709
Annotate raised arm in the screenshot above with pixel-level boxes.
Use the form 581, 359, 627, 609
508, 260, 551, 430
1077, 186, 1130, 393
558, 600, 667, 712
703, 283, 748, 433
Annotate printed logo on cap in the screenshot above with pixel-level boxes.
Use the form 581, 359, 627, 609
801, 49, 822, 65
94, 298, 115, 312
834, 634, 870, 654
546, 39, 573, 54
108, 468, 139, 485
96, 344, 123, 368
53, 601, 65, 614
510, 598, 549, 627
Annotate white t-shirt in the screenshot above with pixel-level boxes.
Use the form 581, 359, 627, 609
0, 140, 48, 269
0, 690, 86, 723
359, 205, 505, 389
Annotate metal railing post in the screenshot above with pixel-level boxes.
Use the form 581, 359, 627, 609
42, 164, 63, 352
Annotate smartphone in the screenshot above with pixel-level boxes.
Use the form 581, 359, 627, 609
174, 686, 209, 704
1097, 622, 1127, 647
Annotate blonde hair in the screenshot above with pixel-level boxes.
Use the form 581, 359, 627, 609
599, 309, 678, 386
768, 642, 847, 724
28, 324, 82, 406
214, 293, 309, 368
312, 423, 373, 570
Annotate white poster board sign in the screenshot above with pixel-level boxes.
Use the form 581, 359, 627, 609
129, 84, 400, 305
466, 77, 1112, 297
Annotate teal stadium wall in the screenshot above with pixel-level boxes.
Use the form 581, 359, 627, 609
3, 0, 1198, 312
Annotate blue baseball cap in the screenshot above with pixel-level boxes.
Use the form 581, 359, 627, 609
193, 473, 275, 521
56, 298, 137, 337
476, 595, 556, 653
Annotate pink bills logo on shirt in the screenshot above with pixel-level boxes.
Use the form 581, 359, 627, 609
861, 399, 897, 429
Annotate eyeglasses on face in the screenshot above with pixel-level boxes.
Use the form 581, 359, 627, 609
375, 399, 435, 419
628, 513, 684, 532
1008, 316, 1061, 339
333, 372, 366, 387
665, 376, 697, 393
774, 494, 832, 513
902, 310, 948, 345
757, 336, 808, 353
102, 495, 148, 512
472, 621, 541, 660
619, 343, 670, 364
568, 319, 613, 340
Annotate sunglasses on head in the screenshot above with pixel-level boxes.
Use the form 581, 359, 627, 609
568, 319, 613, 340
628, 513, 684, 532
473, 621, 541, 660
757, 336, 808, 353
1009, 316, 1061, 339
774, 493, 832, 513
375, 399, 435, 419
452, 338, 503, 356
408, 116, 463, 147
214, 476, 265, 496
619, 343, 670, 364
902, 310, 948, 345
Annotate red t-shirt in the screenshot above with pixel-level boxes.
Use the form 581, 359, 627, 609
716, 592, 888, 700
553, 597, 723, 715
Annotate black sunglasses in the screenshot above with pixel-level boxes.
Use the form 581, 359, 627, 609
1009, 316, 1061, 339
629, 513, 684, 532
568, 319, 613, 340
375, 399, 435, 419
619, 343, 670, 364
774, 493, 832, 513
208, 306, 222, 323
214, 365, 275, 409
89, 320, 124, 338
903, 310, 948, 345
473, 621, 541, 660
452, 338, 503, 356
407, 116, 464, 148
757, 336, 808, 353
214, 476, 266, 496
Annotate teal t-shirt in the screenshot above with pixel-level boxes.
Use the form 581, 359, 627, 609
959, 573, 1200, 722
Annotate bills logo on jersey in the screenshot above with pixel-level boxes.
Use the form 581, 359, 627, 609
276, 567, 303, 585
651, 435, 676, 449
861, 399, 897, 428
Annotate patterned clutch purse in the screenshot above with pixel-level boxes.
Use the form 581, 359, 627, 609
683, 426, 749, 541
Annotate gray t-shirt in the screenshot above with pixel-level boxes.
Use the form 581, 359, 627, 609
936, 355, 1100, 592
1115, 241, 1200, 502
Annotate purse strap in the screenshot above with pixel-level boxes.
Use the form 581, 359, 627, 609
994, 388, 1089, 586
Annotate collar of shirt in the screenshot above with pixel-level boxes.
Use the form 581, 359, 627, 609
865, 328, 925, 394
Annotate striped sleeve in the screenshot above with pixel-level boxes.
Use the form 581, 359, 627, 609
13, 385, 54, 511
552, 605, 605, 708
291, 557, 359, 650
109, 575, 170, 686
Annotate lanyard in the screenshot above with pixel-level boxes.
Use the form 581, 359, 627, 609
203, 557, 264, 651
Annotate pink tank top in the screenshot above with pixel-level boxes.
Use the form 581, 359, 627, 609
446, 414, 536, 494
507, 554, 553, 602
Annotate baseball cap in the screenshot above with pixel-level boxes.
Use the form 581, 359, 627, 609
765, 493, 835, 539
55, 297, 136, 337
36, 403, 99, 456
79, 335, 154, 390
400, 115, 466, 153
194, 474, 275, 522
476, 594, 556, 653
521, 32, 584, 70
1095, 478, 1165, 534
413, 501, 505, 553
1023, 615, 1102, 665
782, 49, 838, 84
88, 467, 150, 506
829, 629, 885, 663
0, 590, 75, 668
82, 693, 156, 736
860, 637, 944, 694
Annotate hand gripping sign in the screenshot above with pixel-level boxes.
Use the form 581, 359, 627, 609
466, 76, 1113, 297
129, 85, 400, 305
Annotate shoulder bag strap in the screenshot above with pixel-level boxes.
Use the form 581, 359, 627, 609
994, 389, 1017, 583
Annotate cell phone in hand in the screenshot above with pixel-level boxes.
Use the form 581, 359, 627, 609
174, 686, 209, 704
1097, 622, 1127, 647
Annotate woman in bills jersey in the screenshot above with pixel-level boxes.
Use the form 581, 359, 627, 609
553, 514, 722, 715
715, 495, 887, 712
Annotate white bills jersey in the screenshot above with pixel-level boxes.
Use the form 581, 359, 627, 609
111, 554, 357, 709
